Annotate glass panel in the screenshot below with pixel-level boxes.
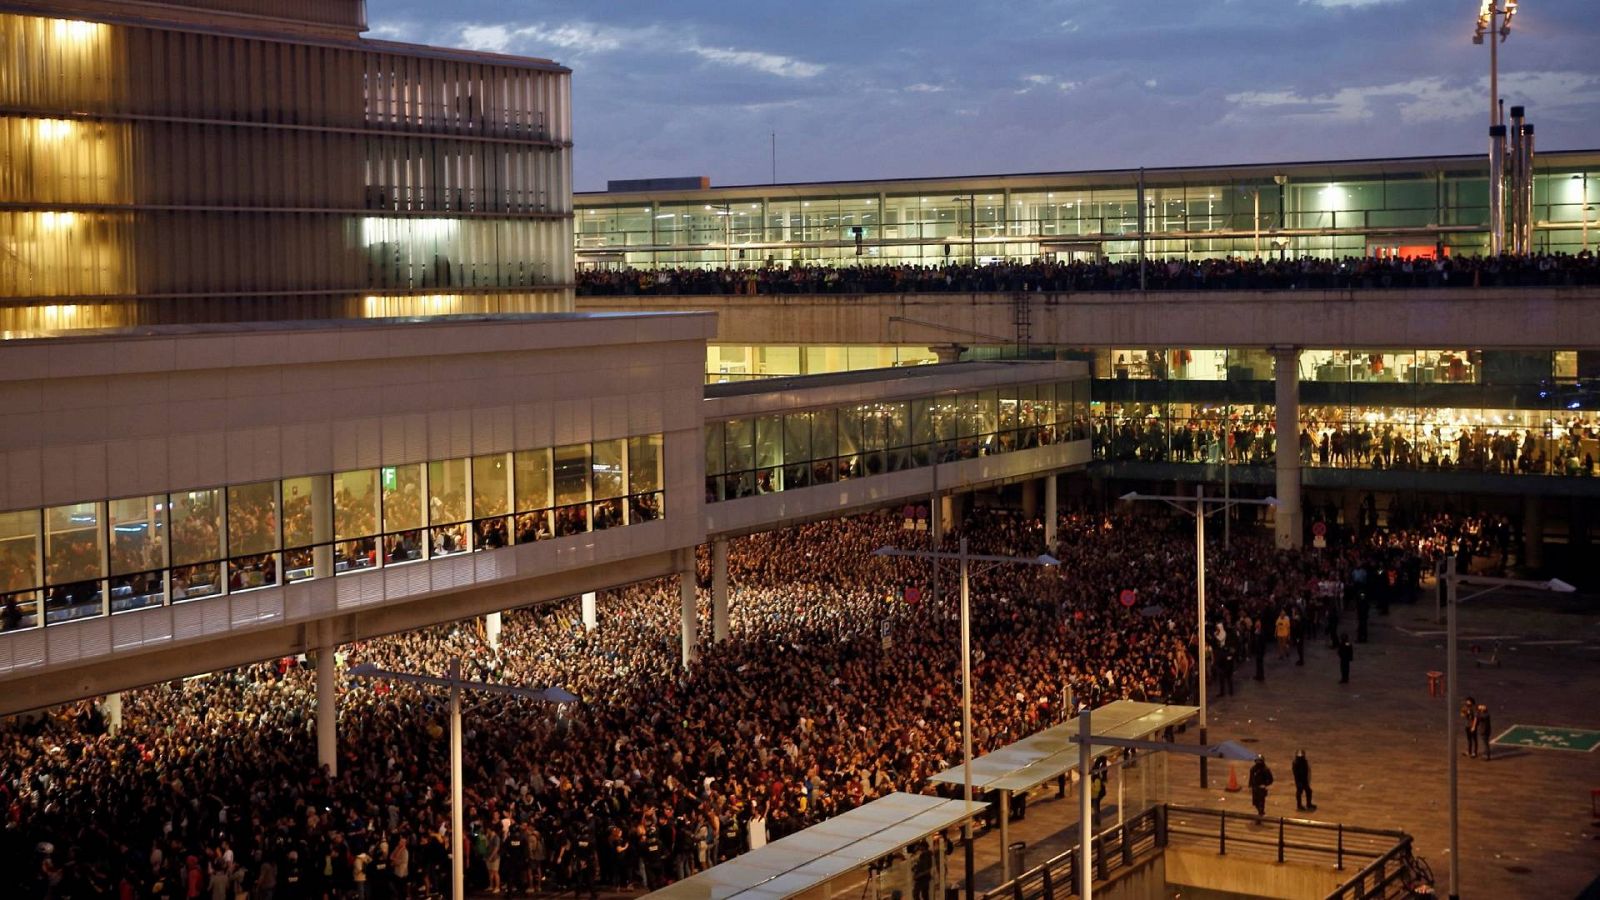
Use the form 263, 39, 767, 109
553, 444, 590, 506
228, 554, 278, 592
170, 489, 223, 566
628, 435, 663, 495
704, 421, 725, 477
725, 419, 755, 474
226, 481, 279, 557
472, 453, 511, 517
46, 501, 102, 586
592, 439, 625, 500
428, 459, 469, 524
171, 563, 221, 602
109, 495, 165, 576
281, 476, 330, 550
514, 509, 552, 543
514, 449, 552, 512
377, 464, 424, 533
628, 491, 664, 523
335, 469, 381, 539
0, 510, 39, 596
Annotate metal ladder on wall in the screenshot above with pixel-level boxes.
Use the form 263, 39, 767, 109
1013, 292, 1033, 357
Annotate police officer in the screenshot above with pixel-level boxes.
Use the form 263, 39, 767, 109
1291, 751, 1314, 812
1248, 756, 1274, 817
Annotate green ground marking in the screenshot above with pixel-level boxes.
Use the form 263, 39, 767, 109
1492, 725, 1600, 752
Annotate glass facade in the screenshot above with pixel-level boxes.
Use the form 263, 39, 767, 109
0, 434, 666, 633
1090, 348, 1600, 478
705, 381, 1089, 502
576, 153, 1600, 269
707, 345, 940, 383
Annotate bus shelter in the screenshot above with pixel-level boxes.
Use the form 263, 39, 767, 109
645, 791, 989, 900
927, 700, 1198, 880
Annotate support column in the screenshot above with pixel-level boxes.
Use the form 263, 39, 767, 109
678, 550, 698, 668
1043, 474, 1058, 550
484, 612, 502, 651
940, 494, 956, 535
1021, 479, 1039, 520
1524, 495, 1544, 570
711, 538, 730, 642
1272, 347, 1303, 550
102, 692, 122, 737
315, 638, 337, 776
581, 592, 597, 631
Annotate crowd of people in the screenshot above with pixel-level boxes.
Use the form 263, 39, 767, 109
576, 252, 1600, 296
0, 505, 1479, 898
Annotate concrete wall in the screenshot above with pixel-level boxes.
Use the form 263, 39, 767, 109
1163, 847, 1348, 899
578, 287, 1600, 350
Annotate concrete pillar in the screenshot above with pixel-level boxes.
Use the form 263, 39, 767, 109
1044, 474, 1058, 550
940, 494, 955, 535
678, 551, 698, 668
1341, 492, 1362, 538
711, 538, 730, 642
1272, 347, 1303, 549
102, 692, 122, 737
484, 612, 502, 651
932, 344, 965, 365
581, 592, 597, 631
1524, 495, 1544, 570
311, 476, 334, 578
1021, 479, 1039, 520
315, 641, 337, 776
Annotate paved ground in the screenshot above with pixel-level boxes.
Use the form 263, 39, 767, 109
948, 585, 1600, 899
487, 585, 1600, 900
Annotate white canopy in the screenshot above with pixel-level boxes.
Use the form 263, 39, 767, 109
927, 700, 1199, 794
644, 791, 987, 900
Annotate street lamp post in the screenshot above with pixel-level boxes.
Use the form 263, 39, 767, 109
1439, 560, 1572, 900
1474, 1, 1518, 255
874, 541, 1059, 893
348, 659, 577, 900
1118, 488, 1278, 787
1069, 705, 1258, 900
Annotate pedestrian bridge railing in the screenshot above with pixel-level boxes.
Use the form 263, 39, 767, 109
984, 804, 1423, 900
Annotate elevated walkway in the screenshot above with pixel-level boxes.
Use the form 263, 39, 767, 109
578, 286, 1600, 350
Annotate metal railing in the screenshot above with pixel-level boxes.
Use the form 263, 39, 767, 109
983, 805, 1424, 900
981, 805, 1167, 900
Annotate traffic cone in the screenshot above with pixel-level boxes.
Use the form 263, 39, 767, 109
1225, 764, 1241, 792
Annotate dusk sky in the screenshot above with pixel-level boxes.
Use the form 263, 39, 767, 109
367, 0, 1600, 192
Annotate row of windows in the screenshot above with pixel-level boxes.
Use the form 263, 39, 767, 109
0, 14, 569, 140
0, 209, 570, 299
0, 436, 664, 632
0, 116, 562, 213
1092, 401, 1600, 477
705, 381, 1090, 502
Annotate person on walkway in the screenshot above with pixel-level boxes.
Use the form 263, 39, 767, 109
1292, 751, 1315, 812
1475, 704, 1494, 760
1253, 620, 1267, 681
1291, 608, 1306, 666
1248, 756, 1274, 817
1275, 610, 1292, 659
1090, 756, 1108, 826
1215, 643, 1235, 698
1337, 634, 1354, 684
1461, 696, 1479, 758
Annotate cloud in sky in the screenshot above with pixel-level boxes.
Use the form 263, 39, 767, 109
367, 0, 1600, 190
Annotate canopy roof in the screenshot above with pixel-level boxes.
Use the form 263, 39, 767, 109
644, 792, 987, 900
928, 700, 1199, 794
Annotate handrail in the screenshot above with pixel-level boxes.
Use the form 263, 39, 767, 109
983, 804, 1419, 900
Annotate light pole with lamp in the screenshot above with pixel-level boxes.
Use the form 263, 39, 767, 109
1118, 488, 1278, 787
347, 659, 577, 900
873, 540, 1059, 896
1438, 560, 1573, 900
1069, 704, 1260, 900
1473, 0, 1518, 255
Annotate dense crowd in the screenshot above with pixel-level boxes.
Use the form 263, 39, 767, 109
576, 252, 1600, 296
1094, 410, 1600, 478
0, 506, 1483, 899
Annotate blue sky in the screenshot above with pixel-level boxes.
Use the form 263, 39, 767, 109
366, 0, 1600, 192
